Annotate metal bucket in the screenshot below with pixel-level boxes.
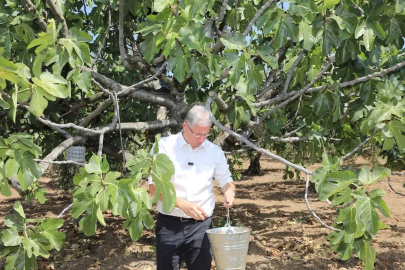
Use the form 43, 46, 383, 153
206, 226, 251, 270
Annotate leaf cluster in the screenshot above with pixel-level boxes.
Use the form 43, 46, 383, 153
0, 201, 65, 270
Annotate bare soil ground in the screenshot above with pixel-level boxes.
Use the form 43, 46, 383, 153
1, 156, 405, 270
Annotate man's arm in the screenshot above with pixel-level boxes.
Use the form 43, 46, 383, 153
148, 184, 207, 220
222, 182, 236, 207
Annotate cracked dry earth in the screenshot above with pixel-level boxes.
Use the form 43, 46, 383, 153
1, 156, 405, 270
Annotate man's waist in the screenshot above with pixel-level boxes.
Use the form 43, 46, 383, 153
158, 213, 211, 222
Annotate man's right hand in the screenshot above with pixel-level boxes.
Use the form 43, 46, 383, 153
177, 198, 206, 220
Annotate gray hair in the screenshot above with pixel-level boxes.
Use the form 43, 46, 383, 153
184, 104, 212, 127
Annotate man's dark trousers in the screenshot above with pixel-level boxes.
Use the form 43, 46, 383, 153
156, 214, 213, 270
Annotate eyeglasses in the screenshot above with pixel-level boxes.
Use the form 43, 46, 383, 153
185, 122, 210, 138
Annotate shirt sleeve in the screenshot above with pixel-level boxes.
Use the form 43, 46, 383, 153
214, 149, 233, 188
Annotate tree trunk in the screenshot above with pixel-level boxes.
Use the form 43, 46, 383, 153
246, 152, 262, 174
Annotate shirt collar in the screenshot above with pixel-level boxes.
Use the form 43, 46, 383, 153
176, 131, 207, 149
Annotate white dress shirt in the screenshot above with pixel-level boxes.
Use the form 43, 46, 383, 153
148, 132, 233, 218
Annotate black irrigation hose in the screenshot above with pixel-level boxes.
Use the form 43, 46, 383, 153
388, 176, 405, 196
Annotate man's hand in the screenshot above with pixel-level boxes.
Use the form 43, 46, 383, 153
177, 198, 206, 220
222, 182, 236, 208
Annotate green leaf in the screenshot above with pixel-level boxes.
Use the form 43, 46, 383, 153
357, 240, 376, 270
153, 0, 174, 12
226, 100, 250, 129
153, 153, 175, 178
310, 91, 334, 116
151, 170, 176, 212
29, 86, 48, 117
5, 246, 37, 270
140, 33, 164, 63
321, 21, 340, 57
319, 171, 356, 201
1, 227, 22, 246
396, 0, 405, 13
336, 38, 359, 65
353, 190, 382, 235
0, 27, 12, 59
125, 149, 153, 174
227, 52, 246, 85
5, 158, 19, 178
0, 161, 11, 196
166, 48, 190, 82
73, 70, 91, 93
138, 205, 154, 229
332, 8, 358, 33
40, 218, 65, 250
23, 236, 50, 258
85, 155, 103, 174
8, 84, 17, 123
220, 33, 247, 50
299, 21, 316, 50
34, 188, 46, 204
14, 201, 26, 219
32, 53, 47, 78
272, 15, 298, 50
79, 201, 99, 236
71, 199, 92, 219
388, 120, 405, 150
266, 118, 283, 134
127, 217, 143, 241
358, 167, 390, 185
190, 57, 208, 87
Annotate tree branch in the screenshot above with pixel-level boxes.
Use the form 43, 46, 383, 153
38, 136, 86, 175
282, 50, 305, 94
20, 0, 47, 31
45, 0, 68, 38
216, 0, 228, 22
269, 136, 308, 142
118, 0, 130, 68
243, 0, 275, 36
305, 174, 340, 231
342, 130, 381, 160
208, 91, 229, 112
206, 98, 313, 175
117, 119, 178, 132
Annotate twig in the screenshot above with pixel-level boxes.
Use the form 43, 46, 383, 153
283, 51, 305, 94
235, 0, 239, 31
388, 176, 405, 196
91, 5, 112, 69
256, 56, 335, 112
280, 124, 307, 138
281, 95, 302, 129
117, 62, 168, 97
97, 134, 104, 156
243, 0, 275, 36
304, 174, 341, 231
58, 203, 73, 218
342, 130, 381, 160
114, 92, 126, 166
33, 159, 86, 166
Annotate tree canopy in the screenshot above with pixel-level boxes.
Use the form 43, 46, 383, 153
1, 0, 405, 269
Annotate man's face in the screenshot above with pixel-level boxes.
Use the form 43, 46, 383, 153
183, 121, 211, 148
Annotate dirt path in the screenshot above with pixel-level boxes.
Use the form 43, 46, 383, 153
1, 157, 405, 270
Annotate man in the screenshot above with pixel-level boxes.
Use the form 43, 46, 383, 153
149, 104, 236, 270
